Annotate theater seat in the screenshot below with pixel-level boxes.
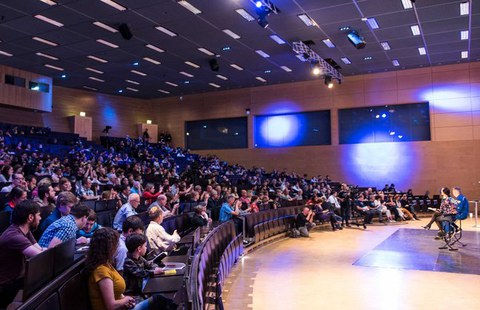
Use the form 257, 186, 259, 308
58, 272, 92, 310
36, 292, 60, 310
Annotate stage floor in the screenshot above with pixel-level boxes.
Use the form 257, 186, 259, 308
222, 219, 480, 310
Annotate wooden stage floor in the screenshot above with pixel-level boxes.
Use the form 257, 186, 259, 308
221, 218, 480, 310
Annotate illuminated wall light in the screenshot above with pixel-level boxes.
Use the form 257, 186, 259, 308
401, 0, 413, 9
222, 29, 241, 39
341, 57, 352, 65
79, 112, 86, 117
93, 21, 118, 33
461, 51, 468, 59
410, 25, 420, 36
44, 64, 64, 71
460, 2, 469, 15
322, 39, 336, 48
146, 44, 165, 53
96, 39, 119, 48
209, 83, 221, 88
34, 14, 64, 27
235, 8, 255, 21
255, 50, 270, 58
460, 30, 469, 40
269, 34, 286, 44
155, 25, 177, 37
146, 120, 152, 124
32, 36, 58, 46
36, 52, 58, 60
143, 57, 161, 65
87, 55, 108, 63
185, 61, 200, 68
177, 1, 202, 14
418, 47, 426, 55
100, 0, 126, 11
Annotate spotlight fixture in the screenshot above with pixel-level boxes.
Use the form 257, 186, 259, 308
346, 30, 366, 49
251, 0, 280, 28
311, 63, 322, 76
324, 75, 333, 88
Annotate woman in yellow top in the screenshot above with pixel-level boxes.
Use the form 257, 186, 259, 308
85, 227, 147, 310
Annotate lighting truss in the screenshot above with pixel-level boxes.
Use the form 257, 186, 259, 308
292, 41, 343, 82
249, 0, 280, 14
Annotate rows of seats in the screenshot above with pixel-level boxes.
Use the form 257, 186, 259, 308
215, 234, 243, 307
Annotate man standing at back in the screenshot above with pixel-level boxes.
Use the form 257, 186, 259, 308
113, 193, 141, 231
0, 200, 43, 307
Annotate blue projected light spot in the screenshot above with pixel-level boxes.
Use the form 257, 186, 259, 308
259, 114, 299, 146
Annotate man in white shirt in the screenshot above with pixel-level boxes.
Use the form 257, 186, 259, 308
327, 191, 341, 210
146, 206, 180, 255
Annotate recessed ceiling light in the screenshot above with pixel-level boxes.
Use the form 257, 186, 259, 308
44, 64, 64, 71
256, 77, 267, 82
222, 29, 241, 39
216, 74, 228, 80
36, 52, 58, 60
270, 34, 286, 44
185, 61, 200, 68
461, 51, 468, 59
88, 76, 105, 82
460, 2, 469, 15
34, 14, 64, 27
118, 89, 123, 93
392, 59, 400, 66
184, 81, 190, 84
264, 70, 271, 73
366, 18, 379, 29
380, 42, 391, 50
297, 14, 315, 26
32, 36, 58, 46
96, 39, 119, 48
40, 0, 57, 5
235, 8, 255, 21
146, 44, 165, 53
155, 25, 177, 37
230, 64, 243, 71
222, 46, 231, 51
177, 1, 202, 14
341, 57, 352, 65
401, 0, 413, 9
322, 39, 336, 48
255, 50, 270, 58
339, 26, 351, 31
143, 57, 161, 65
198, 47, 215, 56
85, 67, 104, 74
364, 56, 373, 60
209, 83, 221, 88
126, 79, 140, 85
0, 50, 13, 57
99, 0, 126, 11
93, 21, 118, 33
180, 71, 194, 78
418, 47, 426, 55
158, 89, 170, 94
131, 70, 147, 76
165, 81, 178, 87
410, 25, 420, 36
87, 55, 108, 63
126, 87, 139, 92
83, 86, 97, 91
280, 66, 292, 72
460, 30, 469, 40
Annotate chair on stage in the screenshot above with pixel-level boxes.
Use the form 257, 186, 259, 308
439, 218, 465, 251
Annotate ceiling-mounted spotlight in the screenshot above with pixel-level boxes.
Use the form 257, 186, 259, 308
324, 75, 333, 88
347, 30, 366, 49
251, 0, 280, 28
311, 61, 322, 75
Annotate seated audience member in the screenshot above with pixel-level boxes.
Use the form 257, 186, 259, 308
115, 215, 145, 274
311, 197, 342, 231
76, 177, 99, 200
142, 183, 161, 206
295, 207, 316, 237
146, 206, 180, 255
399, 193, 419, 220
39, 204, 90, 248
77, 209, 102, 239
0, 164, 13, 183
113, 193, 141, 231
423, 187, 458, 238
149, 194, 178, 218
3, 186, 27, 213
207, 189, 222, 221
191, 202, 212, 228
38, 191, 77, 236
58, 177, 72, 193
249, 195, 260, 213
0, 200, 43, 308
130, 181, 143, 195
33, 184, 56, 222
219, 195, 240, 222
118, 184, 130, 206
123, 234, 164, 295
354, 193, 374, 225
1, 173, 25, 193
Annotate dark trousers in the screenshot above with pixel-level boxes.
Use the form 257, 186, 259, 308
341, 205, 351, 225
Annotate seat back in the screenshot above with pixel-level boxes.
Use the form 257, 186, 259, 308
58, 272, 92, 310
53, 238, 76, 276
0, 210, 10, 234
23, 247, 55, 300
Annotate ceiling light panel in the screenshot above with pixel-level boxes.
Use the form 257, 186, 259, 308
0, 50, 13, 57
209, 83, 221, 88
185, 61, 200, 68
87, 55, 108, 63
461, 51, 468, 58
380, 42, 391, 50
366, 18, 379, 29
146, 44, 165, 53
270, 34, 286, 44
341, 57, 352, 65
255, 50, 270, 58
256, 77, 266, 82
83, 86, 97, 91
143, 57, 161, 65
100, 0, 126, 11
460, 30, 469, 40
88, 76, 105, 82
44, 64, 63, 71
158, 89, 170, 94
177, 1, 202, 14
126, 79, 140, 85
322, 39, 336, 48
401, 0, 413, 9
126, 87, 139, 92
180, 71, 194, 77
96, 39, 118, 48
410, 25, 420, 36
155, 26, 177, 37
223, 29, 241, 39
280, 66, 292, 72
40, 0, 57, 5
86, 67, 104, 74
392, 59, 400, 66
34, 15, 64, 27
216, 74, 228, 80
93, 21, 118, 33
36, 52, 58, 60
418, 47, 426, 55
235, 8, 255, 21
198, 47, 215, 56
297, 14, 315, 26
165, 81, 178, 87
32, 36, 58, 46
131, 70, 147, 76
460, 2, 469, 15
230, 64, 244, 71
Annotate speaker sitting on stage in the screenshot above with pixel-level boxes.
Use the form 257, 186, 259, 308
422, 187, 458, 238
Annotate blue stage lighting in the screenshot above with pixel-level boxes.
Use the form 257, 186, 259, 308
255, 1, 263, 8
382, 113, 387, 118
375, 115, 380, 119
